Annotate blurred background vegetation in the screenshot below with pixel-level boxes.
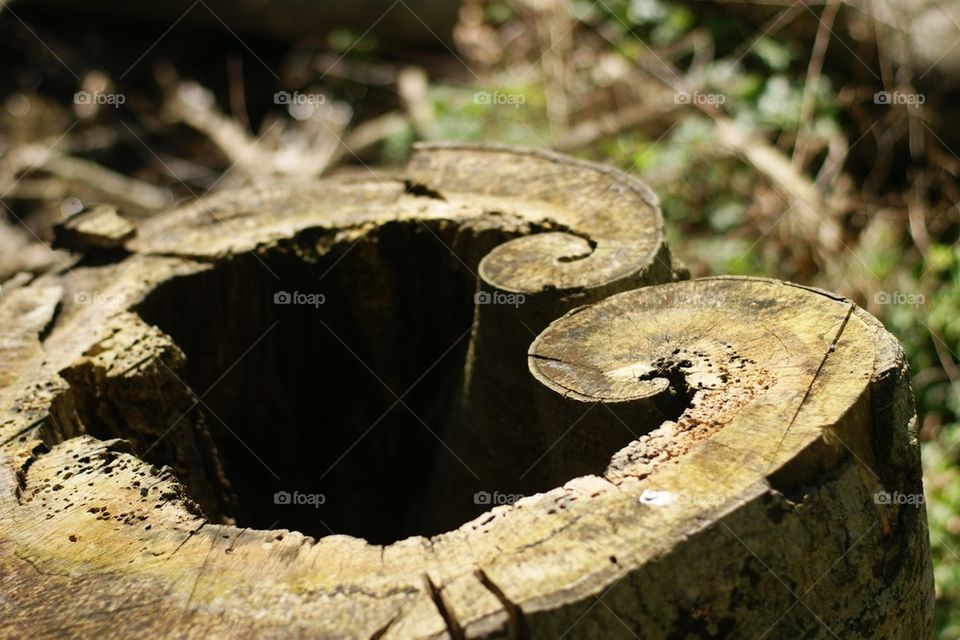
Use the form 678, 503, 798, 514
0, 0, 958, 634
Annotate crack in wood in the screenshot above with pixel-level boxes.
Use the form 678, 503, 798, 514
766, 303, 855, 471
423, 574, 464, 640
475, 568, 527, 640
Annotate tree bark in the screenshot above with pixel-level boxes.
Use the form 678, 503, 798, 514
0, 144, 932, 638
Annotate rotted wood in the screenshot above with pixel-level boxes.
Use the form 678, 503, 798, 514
0, 144, 931, 638
53, 204, 136, 252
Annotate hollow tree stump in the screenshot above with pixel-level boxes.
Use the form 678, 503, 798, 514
0, 144, 932, 638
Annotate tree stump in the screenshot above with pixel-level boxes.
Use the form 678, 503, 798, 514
0, 144, 932, 638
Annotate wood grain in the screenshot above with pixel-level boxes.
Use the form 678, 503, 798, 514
0, 145, 930, 638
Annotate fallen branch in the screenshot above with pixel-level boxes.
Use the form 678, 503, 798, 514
5, 144, 170, 213
554, 101, 678, 151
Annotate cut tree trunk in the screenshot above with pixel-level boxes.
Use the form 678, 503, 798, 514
0, 144, 932, 638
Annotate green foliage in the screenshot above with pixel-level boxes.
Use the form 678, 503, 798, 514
925, 433, 960, 637
381, 124, 417, 166
751, 37, 794, 72
428, 82, 548, 146
484, 1, 514, 25
327, 28, 379, 54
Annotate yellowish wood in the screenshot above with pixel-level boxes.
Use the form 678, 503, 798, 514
0, 146, 930, 638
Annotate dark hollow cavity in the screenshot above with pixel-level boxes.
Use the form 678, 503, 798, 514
80, 219, 695, 544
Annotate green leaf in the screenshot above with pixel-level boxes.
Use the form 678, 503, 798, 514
651, 5, 694, 44
752, 37, 793, 71
627, 0, 668, 25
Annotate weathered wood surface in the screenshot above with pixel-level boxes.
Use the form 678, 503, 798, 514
0, 143, 932, 638
53, 205, 136, 251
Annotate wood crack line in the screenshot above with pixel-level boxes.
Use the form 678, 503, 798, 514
170, 521, 206, 558
423, 573, 465, 640
184, 530, 218, 611
475, 568, 528, 640
369, 613, 401, 640
768, 303, 854, 467
1, 417, 46, 448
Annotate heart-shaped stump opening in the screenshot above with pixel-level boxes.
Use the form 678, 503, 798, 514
38, 143, 676, 544
0, 146, 930, 638
120, 218, 682, 543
